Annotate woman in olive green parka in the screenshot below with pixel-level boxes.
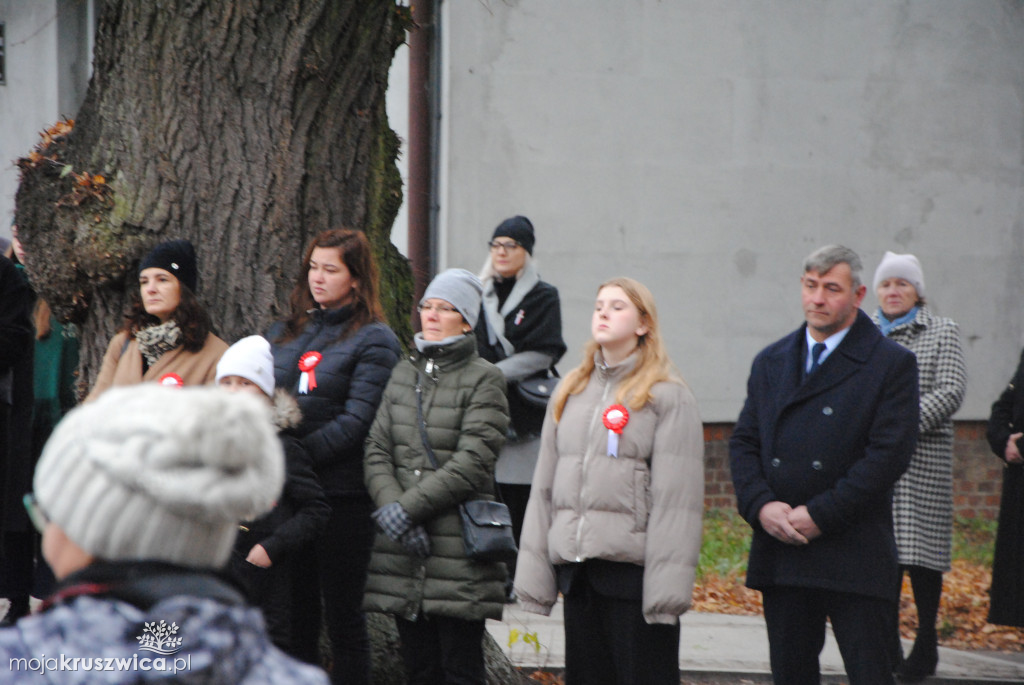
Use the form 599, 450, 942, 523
363, 269, 509, 685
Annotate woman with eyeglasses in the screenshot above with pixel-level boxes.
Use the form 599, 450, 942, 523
474, 216, 566, 553
363, 268, 509, 685
268, 229, 401, 680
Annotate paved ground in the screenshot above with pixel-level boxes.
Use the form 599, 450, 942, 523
487, 599, 1024, 684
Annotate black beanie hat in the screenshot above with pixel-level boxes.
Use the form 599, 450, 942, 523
139, 239, 198, 293
491, 215, 535, 255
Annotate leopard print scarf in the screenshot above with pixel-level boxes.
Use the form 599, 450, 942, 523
135, 320, 183, 367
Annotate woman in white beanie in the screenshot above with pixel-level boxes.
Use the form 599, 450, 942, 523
217, 335, 330, 659
87, 239, 228, 400
363, 268, 510, 685
0, 385, 328, 684
872, 251, 967, 682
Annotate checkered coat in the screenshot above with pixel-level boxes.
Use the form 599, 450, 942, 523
873, 307, 966, 571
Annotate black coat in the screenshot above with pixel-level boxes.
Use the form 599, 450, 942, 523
0, 257, 35, 533
730, 310, 919, 601
268, 307, 401, 497
474, 278, 565, 436
986, 347, 1024, 626
233, 393, 330, 563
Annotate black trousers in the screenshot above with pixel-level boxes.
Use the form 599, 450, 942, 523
229, 549, 295, 655
290, 495, 375, 684
561, 563, 680, 685
762, 585, 897, 685
395, 614, 486, 685
322, 495, 375, 684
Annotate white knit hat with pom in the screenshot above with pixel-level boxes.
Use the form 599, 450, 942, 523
34, 384, 284, 569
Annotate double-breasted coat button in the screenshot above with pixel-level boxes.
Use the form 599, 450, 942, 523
811, 460, 823, 470
771, 458, 781, 467
822, 406, 834, 416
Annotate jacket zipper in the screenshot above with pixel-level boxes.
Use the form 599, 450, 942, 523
574, 363, 614, 561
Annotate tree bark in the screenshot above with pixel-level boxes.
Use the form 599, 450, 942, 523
13, 2, 528, 681
15, 0, 414, 394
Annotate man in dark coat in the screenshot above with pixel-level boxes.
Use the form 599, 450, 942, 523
986, 346, 1024, 627
730, 245, 919, 685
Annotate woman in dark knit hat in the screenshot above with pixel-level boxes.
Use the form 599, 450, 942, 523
473, 216, 566, 548
86, 239, 228, 400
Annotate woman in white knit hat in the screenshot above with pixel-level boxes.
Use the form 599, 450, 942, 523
217, 335, 330, 659
0, 384, 328, 683
872, 251, 967, 682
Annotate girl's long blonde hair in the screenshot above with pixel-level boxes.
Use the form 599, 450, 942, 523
552, 277, 681, 421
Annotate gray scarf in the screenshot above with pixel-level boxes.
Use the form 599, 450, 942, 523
481, 260, 540, 357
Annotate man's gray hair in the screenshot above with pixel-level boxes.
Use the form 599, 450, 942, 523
803, 245, 863, 288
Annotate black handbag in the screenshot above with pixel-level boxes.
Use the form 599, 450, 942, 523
457, 500, 518, 561
414, 379, 518, 562
514, 370, 558, 410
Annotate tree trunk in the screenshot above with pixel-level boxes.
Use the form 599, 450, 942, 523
13, 2, 527, 681
14, 0, 414, 395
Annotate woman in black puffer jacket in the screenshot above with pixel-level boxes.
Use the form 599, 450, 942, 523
268, 229, 401, 683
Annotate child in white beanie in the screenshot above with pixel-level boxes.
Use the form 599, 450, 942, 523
216, 335, 330, 658
0, 384, 328, 683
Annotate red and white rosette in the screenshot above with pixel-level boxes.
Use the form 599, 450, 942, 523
158, 373, 184, 388
298, 351, 323, 394
602, 404, 629, 457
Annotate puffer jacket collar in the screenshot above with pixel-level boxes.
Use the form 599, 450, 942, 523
594, 349, 639, 385
411, 333, 479, 381
308, 304, 354, 329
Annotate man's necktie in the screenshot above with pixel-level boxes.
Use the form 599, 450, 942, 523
809, 342, 827, 375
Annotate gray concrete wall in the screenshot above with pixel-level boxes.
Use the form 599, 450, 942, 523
0, 1, 61, 232
437, 0, 1024, 420
0, 0, 91, 237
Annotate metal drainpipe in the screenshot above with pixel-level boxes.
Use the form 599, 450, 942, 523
407, 0, 438, 330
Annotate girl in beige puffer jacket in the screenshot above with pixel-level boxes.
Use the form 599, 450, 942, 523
515, 277, 705, 685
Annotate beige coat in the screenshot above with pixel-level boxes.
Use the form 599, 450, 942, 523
514, 354, 704, 624
86, 331, 228, 401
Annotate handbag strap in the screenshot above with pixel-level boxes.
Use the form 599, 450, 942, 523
414, 376, 441, 471
415, 374, 500, 509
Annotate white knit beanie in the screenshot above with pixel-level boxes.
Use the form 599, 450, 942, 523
421, 268, 484, 328
872, 251, 926, 298
34, 385, 284, 569
216, 335, 275, 397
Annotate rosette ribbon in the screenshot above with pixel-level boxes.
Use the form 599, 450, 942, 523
158, 373, 184, 388
298, 351, 323, 394
602, 404, 629, 457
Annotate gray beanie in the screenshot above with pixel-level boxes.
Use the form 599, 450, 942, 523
34, 385, 284, 569
873, 251, 926, 298
421, 268, 483, 328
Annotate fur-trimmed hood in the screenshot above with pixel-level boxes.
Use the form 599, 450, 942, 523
271, 389, 302, 431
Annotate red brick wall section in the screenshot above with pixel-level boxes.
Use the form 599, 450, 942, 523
702, 421, 1004, 520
